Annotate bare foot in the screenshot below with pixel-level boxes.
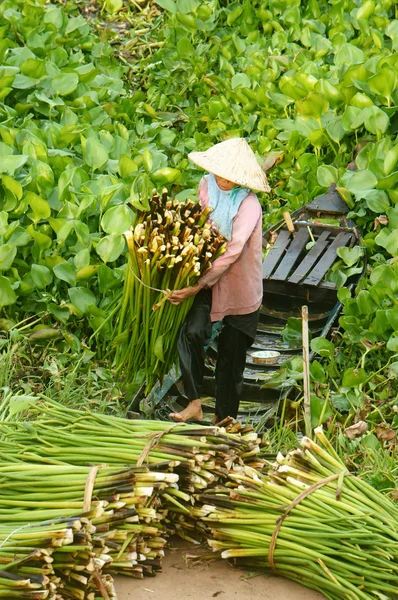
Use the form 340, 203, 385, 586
169, 400, 203, 422
211, 415, 220, 425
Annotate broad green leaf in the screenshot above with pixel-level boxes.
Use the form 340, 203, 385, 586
95, 234, 125, 263
102, 0, 123, 13
84, 138, 109, 171
342, 367, 368, 387
0, 276, 16, 308
31, 264, 53, 289
335, 43, 365, 66
26, 191, 51, 223
74, 248, 91, 269
154, 0, 177, 13
310, 393, 333, 427
53, 262, 77, 286
101, 204, 134, 235
368, 68, 397, 105
7, 394, 38, 417
68, 287, 97, 314
231, 73, 251, 89
317, 165, 337, 187
310, 337, 335, 359
154, 334, 165, 362
53, 72, 79, 96
296, 93, 328, 120
2, 175, 22, 200
365, 189, 390, 213
336, 246, 363, 267
364, 106, 389, 136
0, 155, 28, 175
341, 169, 378, 195
26, 225, 52, 250
0, 243, 16, 271
177, 37, 195, 60
385, 229, 398, 256
387, 332, 398, 352
118, 154, 138, 178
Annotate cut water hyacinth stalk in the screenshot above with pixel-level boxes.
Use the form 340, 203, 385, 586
109, 188, 226, 392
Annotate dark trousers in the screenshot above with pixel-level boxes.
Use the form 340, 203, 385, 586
177, 290, 257, 420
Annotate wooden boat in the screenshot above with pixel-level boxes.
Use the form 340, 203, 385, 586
139, 185, 364, 427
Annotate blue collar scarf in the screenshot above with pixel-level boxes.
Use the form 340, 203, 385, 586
206, 173, 249, 240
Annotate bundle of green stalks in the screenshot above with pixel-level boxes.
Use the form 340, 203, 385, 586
109, 188, 226, 392
0, 396, 263, 592
0, 510, 117, 600
199, 426, 398, 600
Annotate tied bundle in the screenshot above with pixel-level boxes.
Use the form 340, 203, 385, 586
0, 396, 263, 596
200, 427, 398, 600
113, 188, 226, 392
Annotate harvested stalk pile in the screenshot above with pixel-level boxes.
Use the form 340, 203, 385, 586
200, 427, 398, 600
112, 188, 226, 392
0, 397, 262, 597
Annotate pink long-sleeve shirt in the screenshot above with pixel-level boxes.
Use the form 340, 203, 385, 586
197, 176, 263, 322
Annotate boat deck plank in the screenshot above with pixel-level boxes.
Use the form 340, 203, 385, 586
271, 227, 311, 281
288, 230, 330, 284
304, 232, 353, 286
262, 229, 292, 279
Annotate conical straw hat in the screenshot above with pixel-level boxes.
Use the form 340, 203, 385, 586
188, 138, 270, 193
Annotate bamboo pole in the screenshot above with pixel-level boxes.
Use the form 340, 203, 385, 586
301, 305, 311, 437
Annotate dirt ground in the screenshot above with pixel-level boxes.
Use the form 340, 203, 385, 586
115, 539, 325, 600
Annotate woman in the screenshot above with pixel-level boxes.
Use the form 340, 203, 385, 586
168, 138, 270, 423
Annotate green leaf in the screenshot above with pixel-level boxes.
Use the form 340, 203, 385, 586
336, 246, 363, 267
7, 394, 38, 417
31, 264, 53, 289
231, 73, 251, 89
385, 229, 398, 256
53, 262, 77, 286
53, 72, 79, 96
102, 0, 123, 13
84, 138, 109, 171
310, 337, 335, 359
363, 106, 389, 136
118, 154, 138, 178
317, 165, 337, 187
177, 37, 195, 60
154, 334, 165, 362
154, 0, 177, 13
310, 393, 332, 428
341, 169, 378, 196
335, 43, 365, 66
0, 243, 16, 271
342, 367, 367, 387
0, 276, 16, 308
101, 204, 134, 235
96, 234, 125, 263
365, 189, 390, 213
368, 68, 397, 105
387, 332, 398, 352
296, 93, 329, 120
2, 175, 22, 200
26, 191, 51, 223
74, 248, 91, 269
68, 287, 97, 314
0, 155, 28, 175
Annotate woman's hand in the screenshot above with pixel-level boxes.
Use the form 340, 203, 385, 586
168, 284, 201, 305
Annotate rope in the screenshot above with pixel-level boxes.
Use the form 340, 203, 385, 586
0, 523, 32, 549
83, 465, 100, 513
129, 265, 167, 294
136, 424, 180, 467
268, 471, 352, 571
